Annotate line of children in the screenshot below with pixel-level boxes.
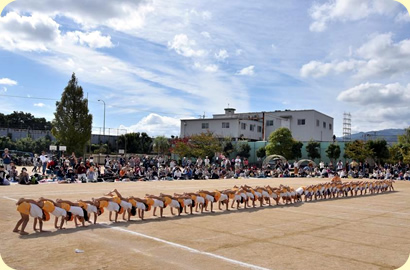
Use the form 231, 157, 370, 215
13, 180, 395, 235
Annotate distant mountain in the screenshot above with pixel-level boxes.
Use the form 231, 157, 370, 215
337, 128, 405, 143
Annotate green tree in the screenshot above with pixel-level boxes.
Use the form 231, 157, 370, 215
265, 127, 294, 159
291, 141, 303, 160
118, 132, 153, 154
256, 146, 266, 159
344, 140, 372, 162
52, 73, 92, 155
398, 127, 410, 163
306, 140, 321, 161
326, 143, 341, 165
366, 139, 389, 163
171, 132, 221, 159
237, 142, 251, 159
153, 136, 170, 154
222, 141, 235, 157
388, 144, 403, 163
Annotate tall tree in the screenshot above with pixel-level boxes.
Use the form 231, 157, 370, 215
306, 140, 321, 161
118, 132, 153, 154
326, 143, 341, 165
52, 73, 92, 155
171, 132, 221, 159
237, 142, 251, 159
256, 146, 266, 159
153, 136, 170, 154
398, 127, 410, 163
291, 141, 303, 160
344, 140, 372, 162
265, 127, 294, 159
366, 139, 389, 163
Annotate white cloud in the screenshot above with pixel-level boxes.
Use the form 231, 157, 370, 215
201, 31, 211, 38
119, 113, 181, 137
235, 49, 243, 56
193, 62, 218, 72
237, 65, 255, 76
215, 49, 229, 61
0, 12, 60, 51
3, 87, 7, 92
301, 33, 410, 79
168, 34, 206, 57
0, 78, 18, 85
11, 0, 153, 31
337, 82, 410, 105
309, 0, 397, 32
65, 31, 113, 49
34, 103, 46, 107
395, 11, 410, 23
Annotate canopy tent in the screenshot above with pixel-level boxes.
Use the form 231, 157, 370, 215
262, 155, 287, 166
297, 159, 316, 168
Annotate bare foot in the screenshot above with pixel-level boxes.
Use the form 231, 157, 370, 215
13, 229, 20, 233
20, 231, 29, 235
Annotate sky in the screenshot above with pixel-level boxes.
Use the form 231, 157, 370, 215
0, 0, 409, 137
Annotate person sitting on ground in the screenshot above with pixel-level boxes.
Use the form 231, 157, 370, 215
18, 167, 31, 185
0, 165, 10, 186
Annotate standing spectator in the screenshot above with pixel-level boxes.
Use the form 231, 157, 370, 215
234, 156, 242, 169
2, 148, 12, 171
32, 154, 39, 173
204, 156, 210, 167
39, 151, 48, 176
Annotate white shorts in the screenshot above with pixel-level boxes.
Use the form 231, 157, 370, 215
87, 204, 98, 214
262, 191, 270, 198
70, 206, 84, 217
296, 187, 303, 195
170, 200, 180, 208
246, 192, 254, 199
153, 199, 164, 208
271, 193, 278, 199
290, 191, 295, 197
280, 193, 286, 198
240, 193, 247, 199
136, 202, 146, 211
184, 199, 193, 206
254, 191, 262, 198
196, 196, 205, 204
219, 194, 228, 201
120, 200, 132, 210
51, 206, 67, 217
29, 203, 43, 218
205, 195, 214, 202
107, 201, 120, 212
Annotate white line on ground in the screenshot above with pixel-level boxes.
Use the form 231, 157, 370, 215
102, 224, 270, 270
2, 196, 18, 202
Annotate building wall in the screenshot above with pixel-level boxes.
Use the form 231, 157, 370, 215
264, 111, 333, 142
0, 128, 54, 141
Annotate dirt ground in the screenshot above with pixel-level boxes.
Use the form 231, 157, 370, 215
1, 176, 409, 270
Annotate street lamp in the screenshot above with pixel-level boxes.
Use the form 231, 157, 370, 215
98, 99, 106, 137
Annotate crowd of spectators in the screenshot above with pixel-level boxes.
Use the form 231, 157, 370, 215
1, 148, 410, 185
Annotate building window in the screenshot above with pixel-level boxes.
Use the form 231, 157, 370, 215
202, 123, 209, 129
266, 120, 274, 126
257, 126, 262, 133
297, 119, 305, 125
329, 123, 332, 130
250, 124, 255, 131
316, 119, 319, 127
241, 123, 247, 130
323, 122, 326, 128
222, 122, 230, 128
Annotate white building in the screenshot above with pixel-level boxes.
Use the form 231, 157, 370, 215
180, 108, 334, 142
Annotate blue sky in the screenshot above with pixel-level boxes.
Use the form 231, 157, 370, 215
0, 0, 410, 137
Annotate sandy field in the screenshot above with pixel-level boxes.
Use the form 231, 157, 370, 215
0, 176, 409, 270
